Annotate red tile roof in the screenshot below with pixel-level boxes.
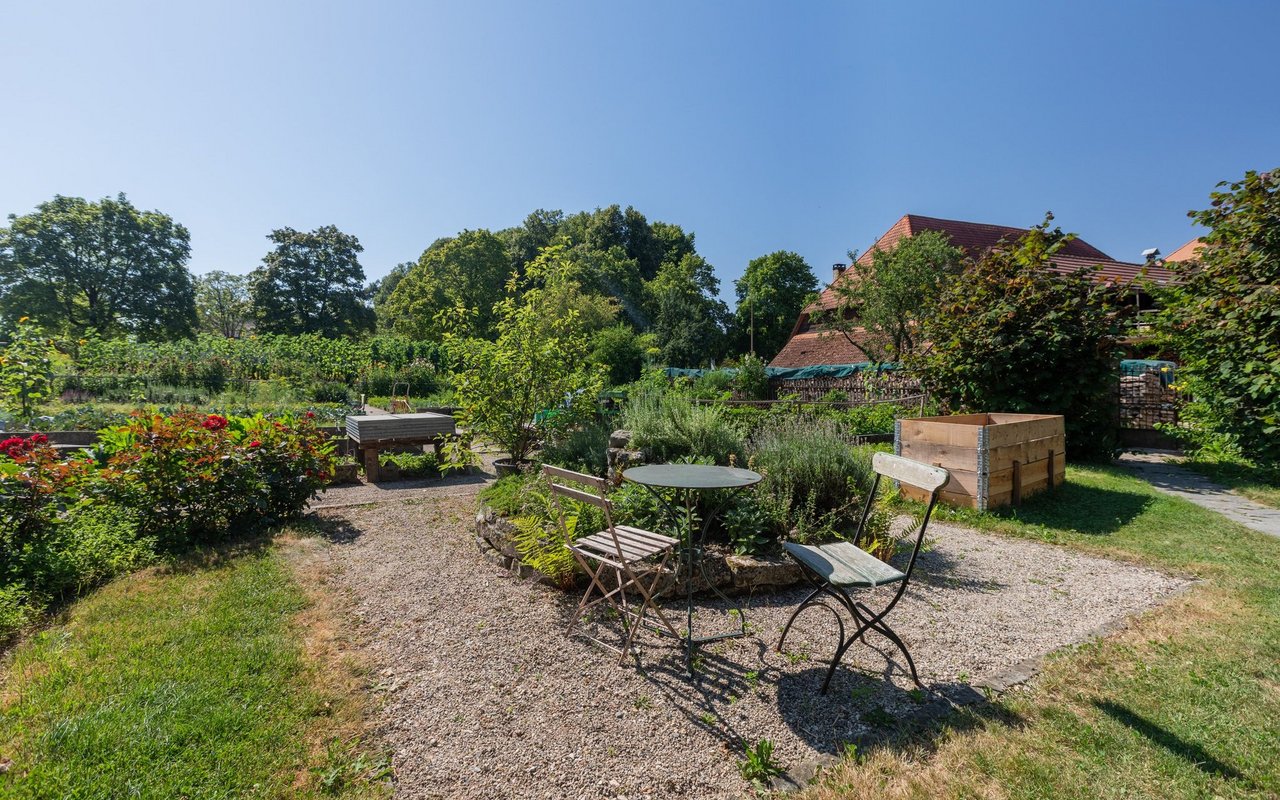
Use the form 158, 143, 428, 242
772, 213, 1176, 368
810, 214, 1172, 312
769, 329, 870, 368
1165, 238, 1204, 263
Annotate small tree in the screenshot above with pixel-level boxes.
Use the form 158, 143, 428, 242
910, 217, 1128, 461
447, 244, 605, 464
1157, 169, 1280, 463
824, 230, 964, 363
0, 317, 54, 418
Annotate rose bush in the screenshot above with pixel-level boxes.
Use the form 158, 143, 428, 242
1, 410, 336, 640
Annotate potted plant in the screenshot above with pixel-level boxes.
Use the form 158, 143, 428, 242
446, 244, 605, 476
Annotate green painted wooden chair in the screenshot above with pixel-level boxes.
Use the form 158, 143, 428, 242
778, 452, 950, 694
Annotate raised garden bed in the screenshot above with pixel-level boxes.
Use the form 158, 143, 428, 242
895, 413, 1066, 510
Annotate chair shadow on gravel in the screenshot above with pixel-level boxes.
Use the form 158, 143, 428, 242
773, 663, 1028, 757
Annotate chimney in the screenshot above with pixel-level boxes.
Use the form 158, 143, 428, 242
832, 263, 847, 282
1141, 247, 1161, 265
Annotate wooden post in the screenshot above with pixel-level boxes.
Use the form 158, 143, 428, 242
1047, 449, 1055, 492
363, 447, 381, 483
1012, 460, 1022, 507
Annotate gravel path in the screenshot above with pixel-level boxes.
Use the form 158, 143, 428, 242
312, 491, 1190, 799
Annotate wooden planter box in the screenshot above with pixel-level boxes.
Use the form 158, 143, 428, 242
894, 413, 1066, 510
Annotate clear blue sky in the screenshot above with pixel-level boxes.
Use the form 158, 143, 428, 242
3, 1, 1277, 299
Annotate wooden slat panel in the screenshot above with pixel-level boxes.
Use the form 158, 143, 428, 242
576, 533, 655, 561
900, 419, 984, 447
985, 415, 1064, 448
614, 525, 680, 546
897, 442, 979, 472
873, 452, 949, 492
987, 435, 1065, 471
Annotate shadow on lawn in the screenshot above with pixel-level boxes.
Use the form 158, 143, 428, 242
982, 467, 1154, 536
1094, 700, 1260, 790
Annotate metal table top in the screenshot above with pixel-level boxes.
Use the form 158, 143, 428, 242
622, 464, 762, 491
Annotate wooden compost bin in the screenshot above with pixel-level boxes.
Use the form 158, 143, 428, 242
894, 413, 1065, 510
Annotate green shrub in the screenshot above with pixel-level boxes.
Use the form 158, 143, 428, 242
621, 390, 745, 465
309, 380, 351, 404
734, 354, 770, 400
380, 451, 440, 479
746, 415, 877, 542
910, 216, 1126, 461
17, 505, 152, 599
0, 583, 29, 640
478, 473, 542, 517
540, 418, 613, 477
689, 369, 735, 400
1156, 168, 1280, 464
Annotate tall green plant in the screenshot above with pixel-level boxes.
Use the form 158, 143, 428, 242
620, 390, 745, 465
0, 317, 55, 417
911, 216, 1128, 461
446, 243, 605, 464
1157, 168, 1280, 464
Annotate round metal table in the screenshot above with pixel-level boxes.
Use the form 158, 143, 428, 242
622, 464, 763, 673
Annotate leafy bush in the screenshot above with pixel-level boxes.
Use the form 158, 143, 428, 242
1157, 168, 1280, 464
746, 415, 877, 542
734, 353, 769, 400
380, 451, 440, 479
0, 584, 28, 640
621, 390, 745, 465
540, 418, 613, 477
93, 410, 335, 550
910, 216, 1127, 461
15, 505, 151, 599
689, 369, 735, 400
0, 318, 55, 416
478, 473, 540, 517
309, 380, 350, 404
448, 243, 605, 463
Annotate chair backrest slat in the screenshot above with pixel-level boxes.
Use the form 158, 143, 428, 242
549, 481, 610, 511
872, 451, 949, 493
543, 464, 608, 492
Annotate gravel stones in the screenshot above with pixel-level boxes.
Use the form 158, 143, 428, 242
312, 488, 1190, 798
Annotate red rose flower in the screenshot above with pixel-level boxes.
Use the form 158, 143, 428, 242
201, 414, 229, 431
248, 440, 262, 448
305, 411, 316, 419
28, 433, 48, 445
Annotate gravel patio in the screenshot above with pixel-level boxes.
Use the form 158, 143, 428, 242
310, 484, 1191, 799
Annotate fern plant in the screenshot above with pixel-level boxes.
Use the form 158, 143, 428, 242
511, 492, 582, 589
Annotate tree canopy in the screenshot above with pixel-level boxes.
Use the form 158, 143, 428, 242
910, 217, 1126, 460
378, 230, 510, 340
0, 193, 196, 339
732, 251, 818, 360
647, 253, 729, 367
194, 271, 251, 338
249, 225, 373, 337
825, 230, 964, 362
1157, 168, 1280, 463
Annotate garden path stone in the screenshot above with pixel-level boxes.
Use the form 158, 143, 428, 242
309, 487, 1190, 799
1119, 452, 1280, 539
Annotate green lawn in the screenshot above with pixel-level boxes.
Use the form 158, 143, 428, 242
808, 465, 1280, 799
1178, 458, 1280, 509
0, 539, 388, 799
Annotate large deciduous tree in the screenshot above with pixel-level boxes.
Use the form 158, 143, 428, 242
249, 225, 374, 337
0, 193, 196, 339
194, 271, 251, 338
1157, 168, 1280, 463
911, 217, 1127, 461
825, 230, 964, 363
647, 253, 729, 367
379, 230, 510, 340
732, 251, 818, 360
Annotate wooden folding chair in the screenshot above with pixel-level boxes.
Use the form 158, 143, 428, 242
543, 465, 681, 662
777, 452, 950, 694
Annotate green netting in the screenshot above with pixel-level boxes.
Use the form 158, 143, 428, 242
662, 363, 902, 381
